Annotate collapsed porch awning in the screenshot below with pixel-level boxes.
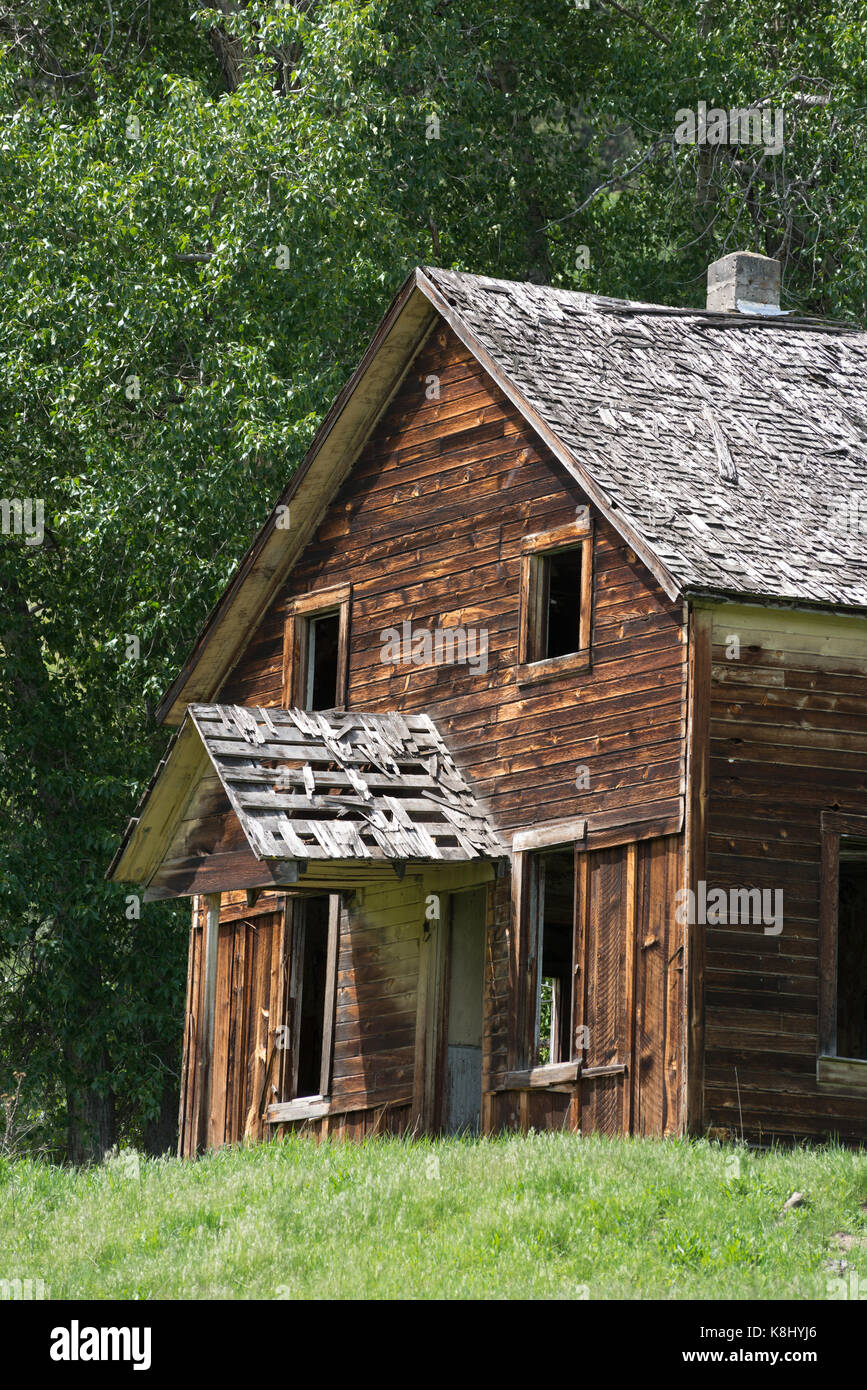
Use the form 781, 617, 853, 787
108, 704, 505, 899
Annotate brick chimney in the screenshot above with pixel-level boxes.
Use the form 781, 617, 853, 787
706, 251, 782, 315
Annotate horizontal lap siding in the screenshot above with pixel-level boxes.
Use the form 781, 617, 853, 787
218, 324, 687, 836
210, 323, 689, 1144
279, 1104, 414, 1142
704, 608, 867, 1144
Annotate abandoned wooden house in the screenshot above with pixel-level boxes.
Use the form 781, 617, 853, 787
109, 250, 867, 1153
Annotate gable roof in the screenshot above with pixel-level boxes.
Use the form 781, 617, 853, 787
156, 267, 867, 725
109, 703, 504, 893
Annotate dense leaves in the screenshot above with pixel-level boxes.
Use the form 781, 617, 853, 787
0, 1, 864, 1158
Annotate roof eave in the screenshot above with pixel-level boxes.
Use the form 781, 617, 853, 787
107, 715, 210, 885
155, 269, 438, 725
156, 265, 684, 727
682, 585, 867, 616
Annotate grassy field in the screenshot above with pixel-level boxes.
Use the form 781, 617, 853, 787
1, 1132, 865, 1300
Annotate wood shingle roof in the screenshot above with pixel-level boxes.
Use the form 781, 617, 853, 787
425, 267, 867, 609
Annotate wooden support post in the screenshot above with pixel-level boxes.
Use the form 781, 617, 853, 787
519, 1089, 530, 1134
481, 1092, 493, 1136
623, 840, 638, 1135
177, 896, 198, 1158
196, 892, 221, 1155
319, 896, 340, 1097
509, 852, 526, 1072
412, 909, 434, 1131
818, 829, 840, 1059
685, 607, 712, 1136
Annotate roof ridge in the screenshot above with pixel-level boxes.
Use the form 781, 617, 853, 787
423, 265, 865, 335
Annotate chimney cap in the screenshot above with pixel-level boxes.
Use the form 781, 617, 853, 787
707, 251, 783, 315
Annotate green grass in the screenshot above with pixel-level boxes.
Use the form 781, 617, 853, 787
1, 1133, 865, 1299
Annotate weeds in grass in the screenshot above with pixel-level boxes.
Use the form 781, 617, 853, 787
0, 1132, 863, 1300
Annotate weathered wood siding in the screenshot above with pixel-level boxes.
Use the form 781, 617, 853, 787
178, 895, 286, 1157
704, 604, 867, 1144
487, 834, 684, 1138
218, 323, 687, 838
179, 321, 690, 1147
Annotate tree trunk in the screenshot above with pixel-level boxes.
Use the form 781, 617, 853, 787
66, 1052, 115, 1164
142, 1069, 180, 1157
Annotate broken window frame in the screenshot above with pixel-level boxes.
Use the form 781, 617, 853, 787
510, 827, 586, 1078
528, 847, 577, 1068
818, 811, 867, 1089
517, 518, 593, 686
285, 895, 340, 1103
282, 582, 351, 710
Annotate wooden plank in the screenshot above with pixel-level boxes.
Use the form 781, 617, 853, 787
280, 610, 296, 708
817, 1055, 867, 1088
217, 892, 284, 924
228, 913, 248, 1144
623, 840, 638, 1133
196, 893, 221, 1154
176, 899, 198, 1158
662, 837, 685, 1136
209, 921, 233, 1148
579, 533, 594, 656
319, 896, 340, 1096
821, 810, 867, 837
412, 909, 433, 1129
262, 908, 286, 1133
817, 829, 840, 1058
502, 1061, 580, 1089
512, 818, 587, 852
574, 848, 590, 1066
685, 607, 711, 1135
521, 516, 592, 552
266, 1093, 413, 1123
508, 852, 525, 1072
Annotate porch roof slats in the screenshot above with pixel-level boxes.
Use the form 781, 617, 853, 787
187, 703, 504, 864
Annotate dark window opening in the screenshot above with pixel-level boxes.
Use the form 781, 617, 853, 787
531, 847, 575, 1065
534, 548, 582, 661
294, 896, 331, 1097
837, 858, 867, 1061
305, 612, 340, 711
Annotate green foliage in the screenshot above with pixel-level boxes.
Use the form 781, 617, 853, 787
0, 1, 864, 1157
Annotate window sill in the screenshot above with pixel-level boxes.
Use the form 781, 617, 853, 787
502, 1062, 580, 1090
817, 1055, 867, 1090
266, 1093, 413, 1124
267, 1095, 330, 1122
498, 1060, 628, 1092
517, 650, 591, 687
